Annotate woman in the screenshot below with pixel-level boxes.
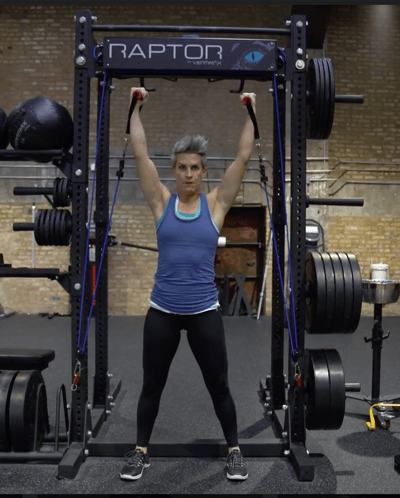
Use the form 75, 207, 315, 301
120, 88, 256, 481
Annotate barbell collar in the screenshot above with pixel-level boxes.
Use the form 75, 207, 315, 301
306, 196, 364, 207
335, 94, 364, 104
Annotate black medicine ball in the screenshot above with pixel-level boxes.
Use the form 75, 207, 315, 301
6, 96, 73, 152
0, 107, 9, 149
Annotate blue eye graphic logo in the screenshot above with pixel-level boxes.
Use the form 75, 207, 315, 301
244, 51, 265, 63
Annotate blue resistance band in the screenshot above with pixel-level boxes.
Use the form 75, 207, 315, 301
245, 49, 299, 360
76, 70, 129, 362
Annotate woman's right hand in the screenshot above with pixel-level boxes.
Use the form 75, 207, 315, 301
130, 87, 149, 107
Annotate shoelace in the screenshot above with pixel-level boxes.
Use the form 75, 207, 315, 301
125, 450, 146, 467
228, 450, 243, 467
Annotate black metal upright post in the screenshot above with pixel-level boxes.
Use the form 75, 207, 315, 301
287, 14, 313, 481
68, 11, 94, 444
371, 303, 383, 403
57, 11, 99, 480
92, 73, 111, 429
270, 73, 287, 414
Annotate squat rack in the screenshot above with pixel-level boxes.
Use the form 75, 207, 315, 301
0, 11, 353, 482
64, 10, 312, 480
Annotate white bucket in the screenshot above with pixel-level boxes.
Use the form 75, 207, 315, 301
370, 263, 389, 281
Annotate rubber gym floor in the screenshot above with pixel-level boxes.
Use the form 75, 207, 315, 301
0, 312, 399, 495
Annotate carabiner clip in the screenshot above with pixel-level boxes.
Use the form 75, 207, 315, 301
71, 360, 82, 391
294, 363, 302, 388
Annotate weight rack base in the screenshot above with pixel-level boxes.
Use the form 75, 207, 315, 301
347, 393, 400, 405
91, 377, 122, 437
289, 442, 314, 481
0, 449, 66, 463
87, 438, 286, 457
55, 439, 288, 480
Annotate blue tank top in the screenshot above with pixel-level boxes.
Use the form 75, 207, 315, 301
150, 193, 220, 314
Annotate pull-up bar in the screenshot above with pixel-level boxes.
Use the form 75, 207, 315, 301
92, 24, 291, 36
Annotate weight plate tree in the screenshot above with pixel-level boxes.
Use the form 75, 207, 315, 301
305, 251, 363, 334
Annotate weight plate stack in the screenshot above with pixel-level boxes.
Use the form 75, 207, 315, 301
306, 58, 335, 140
304, 349, 346, 430
314, 58, 326, 140
305, 251, 327, 333
336, 252, 354, 334
347, 253, 363, 333
323, 58, 335, 139
320, 253, 335, 333
304, 350, 330, 430
325, 349, 346, 429
329, 253, 345, 334
306, 251, 363, 334
8, 370, 49, 452
53, 177, 71, 208
306, 59, 318, 140
0, 370, 20, 452
33, 209, 72, 246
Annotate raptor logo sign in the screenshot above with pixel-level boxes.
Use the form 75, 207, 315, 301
109, 42, 223, 61
104, 37, 277, 78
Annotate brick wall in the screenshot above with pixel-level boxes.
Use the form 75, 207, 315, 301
327, 5, 400, 161
108, 204, 158, 315
327, 215, 400, 316
0, 5, 399, 318
323, 5, 400, 316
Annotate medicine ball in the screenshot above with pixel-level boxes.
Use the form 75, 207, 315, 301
0, 107, 9, 149
6, 96, 73, 162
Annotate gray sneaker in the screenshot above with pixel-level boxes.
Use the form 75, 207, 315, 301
120, 449, 150, 480
226, 449, 248, 480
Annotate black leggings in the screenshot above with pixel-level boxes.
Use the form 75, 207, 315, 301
136, 306, 238, 447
